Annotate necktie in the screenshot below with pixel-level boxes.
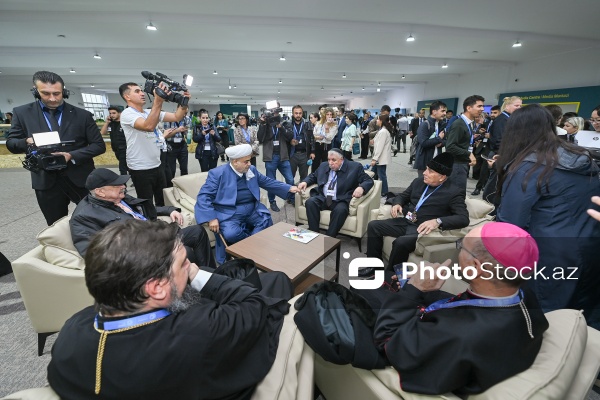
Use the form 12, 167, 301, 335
47, 109, 60, 132
326, 171, 337, 207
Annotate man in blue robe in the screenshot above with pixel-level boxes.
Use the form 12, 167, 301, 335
195, 144, 299, 263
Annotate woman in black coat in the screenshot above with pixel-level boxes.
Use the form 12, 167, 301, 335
193, 110, 221, 172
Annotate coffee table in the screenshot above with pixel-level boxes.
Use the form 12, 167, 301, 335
225, 222, 341, 294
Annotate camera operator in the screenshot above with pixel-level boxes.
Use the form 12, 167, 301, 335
100, 106, 127, 175
118, 81, 190, 207
6, 70, 106, 226
257, 104, 295, 211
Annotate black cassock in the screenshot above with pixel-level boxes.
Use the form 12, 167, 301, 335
362, 283, 548, 396
48, 273, 291, 400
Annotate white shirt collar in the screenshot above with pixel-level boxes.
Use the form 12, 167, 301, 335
229, 163, 255, 180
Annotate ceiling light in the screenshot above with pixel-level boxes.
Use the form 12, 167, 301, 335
512, 40, 522, 48
401, 75, 406, 79
146, 22, 157, 31
406, 34, 415, 42
90, 84, 95, 87
377, 88, 381, 92
233, 84, 237, 89
278, 90, 280, 94
442, 63, 448, 68
362, 87, 365, 91
342, 73, 347, 78
280, 55, 286, 61
377, 81, 381, 86
69, 68, 76, 73
213, 70, 218, 75
321, 87, 324, 90
279, 79, 282, 84
228, 79, 231, 90
93, 53, 101, 59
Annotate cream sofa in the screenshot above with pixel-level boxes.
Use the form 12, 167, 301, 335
370, 197, 495, 267
11, 216, 94, 356
2, 294, 315, 400
295, 180, 382, 251
315, 308, 600, 400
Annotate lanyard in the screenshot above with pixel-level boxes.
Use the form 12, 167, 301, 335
39, 101, 63, 130
502, 111, 510, 118
241, 127, 250, 142
272, 126, 279, 140
95, 309, 171, 331
460, 115, 475, 144
293, 122, 304, 140
487, 119, 493, 133
328, 170, 338, 190
415, 184, 443, 212
119, 201, 148, 220
423, 290, 523, 316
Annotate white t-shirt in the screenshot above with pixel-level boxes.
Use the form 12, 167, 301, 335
121, 107, 166, 170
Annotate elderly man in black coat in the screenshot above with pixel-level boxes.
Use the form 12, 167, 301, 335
365, 152, 469, 275
297, 148, 374, 238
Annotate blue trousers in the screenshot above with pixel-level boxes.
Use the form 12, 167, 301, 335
215, 202, 273, 264
265, 154, 294, 203
372, 164, 388, 195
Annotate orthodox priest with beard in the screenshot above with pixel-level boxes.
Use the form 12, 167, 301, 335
48, 220, 293, 400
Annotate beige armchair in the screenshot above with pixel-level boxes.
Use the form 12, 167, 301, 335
11, 216, 94, 356
315, 308, 600, 400
295, 180, 382, 251
369, 197, 495, 266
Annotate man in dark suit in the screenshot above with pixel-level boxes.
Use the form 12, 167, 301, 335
297, 148, 374, 238
7, 71, 106, 225
332, 106, 347, 149
408, 109, 425, 164
365, 152, 469, 274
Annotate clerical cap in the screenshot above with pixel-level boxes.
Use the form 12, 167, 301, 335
480, 222, 539, 274
225, 144, 252, 159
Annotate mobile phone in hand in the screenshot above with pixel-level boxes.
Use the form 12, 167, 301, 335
393, 264, 409, 288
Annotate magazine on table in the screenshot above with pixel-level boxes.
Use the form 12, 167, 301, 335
283, 227, 319, 244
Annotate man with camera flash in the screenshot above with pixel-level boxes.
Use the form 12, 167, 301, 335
118, 81, 190, 207
7, 70, 106, 225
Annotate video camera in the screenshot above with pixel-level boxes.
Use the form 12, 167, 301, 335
22, 132, 74, 172
141, 71, 193, 107
260, 100, 283, 126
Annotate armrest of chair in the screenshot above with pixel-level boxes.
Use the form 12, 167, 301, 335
12, 246, 93, 334
353, 181, 382, 237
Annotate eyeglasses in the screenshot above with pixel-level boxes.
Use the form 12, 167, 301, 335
590, 119, 600, 123
456, 238, 478, 259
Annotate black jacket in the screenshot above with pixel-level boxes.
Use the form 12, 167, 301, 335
70, 194, 178, 256
7, 101, 106, 190
302, 159, 374, 205
488, 112, 509, 152
446, 116, 472, 164
257, 123, 294, 161
286, 119, 315, 154
414, 116, 445, 170
392, 177, 469, 229
193, 125, 221, 160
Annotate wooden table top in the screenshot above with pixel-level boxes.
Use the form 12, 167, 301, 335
225, 222, 341, 283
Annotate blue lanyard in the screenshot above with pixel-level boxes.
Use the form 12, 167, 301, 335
502, 111, 510, 118
328, 170, 338, 189
415, 184, 443, 212
272, 127, 278, 140
293, 122, 304, 140
95, 309, 171, 330
241, 127, 250, 143
460, 115, 475, 144
487, 120, 493, 133
423, 290, 523, 316
119, 201, 148, 220
39, 101, 63, 130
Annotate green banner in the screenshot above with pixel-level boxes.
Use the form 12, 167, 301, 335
498, 86, 600, 117
218, 104, 248, 118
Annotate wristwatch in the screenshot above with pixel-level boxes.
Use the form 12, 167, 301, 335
436, 218, 443, 227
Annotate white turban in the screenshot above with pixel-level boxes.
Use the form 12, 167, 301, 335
225, 144, 253, 159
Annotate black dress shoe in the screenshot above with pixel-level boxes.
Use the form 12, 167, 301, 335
270, 202, 280, 212
471, 189, 481, 196
393, 149, 399, 156
357, 267, 376, 278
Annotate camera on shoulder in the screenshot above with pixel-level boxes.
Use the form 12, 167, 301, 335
260, 100, 283, 126
141, 71, 193, 107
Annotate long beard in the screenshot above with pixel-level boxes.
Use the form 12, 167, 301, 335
167, 284, 202, 313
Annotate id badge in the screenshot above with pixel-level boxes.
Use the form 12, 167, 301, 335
326, 189, 336, 197
204, 144, 211, 150
483, 138, 488, 143
273, 140, 280, 146
298, 139, 303, 144
405, 211, 417, 222
468, 146, 474, 152
174, 137, 182, 143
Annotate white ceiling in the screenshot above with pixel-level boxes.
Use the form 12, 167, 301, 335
0, 0, 597, 106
